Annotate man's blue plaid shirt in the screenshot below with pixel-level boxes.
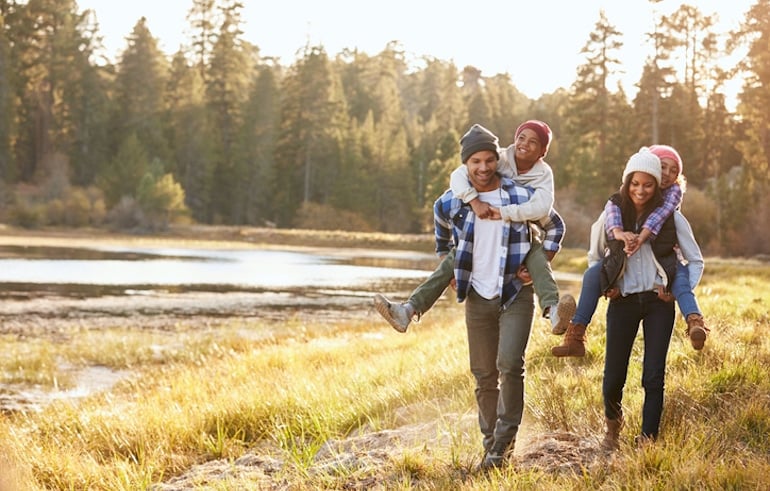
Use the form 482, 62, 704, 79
433, 176, 565, 310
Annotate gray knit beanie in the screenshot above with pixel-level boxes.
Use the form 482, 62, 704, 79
460, 124, 499, 163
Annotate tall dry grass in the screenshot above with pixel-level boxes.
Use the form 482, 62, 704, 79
0, 254, 768, 489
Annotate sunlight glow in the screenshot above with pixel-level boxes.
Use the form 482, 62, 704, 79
78, 0, 753, 107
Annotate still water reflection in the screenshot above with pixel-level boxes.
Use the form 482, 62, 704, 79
0, 244, 434, 292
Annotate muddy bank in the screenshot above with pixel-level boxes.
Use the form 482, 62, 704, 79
0, 289, 382, 336
0, 287, 392, 417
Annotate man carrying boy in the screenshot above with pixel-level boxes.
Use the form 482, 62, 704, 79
374, 120, 575, 334
432, 124, 565, 469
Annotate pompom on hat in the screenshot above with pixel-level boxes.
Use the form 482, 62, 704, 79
515, 120, 552, 157
648, 144, 682, 175
622, 147, 662, 186
460, 124, 499, 163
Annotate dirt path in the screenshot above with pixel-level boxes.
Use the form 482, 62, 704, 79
153, 413, 610, 489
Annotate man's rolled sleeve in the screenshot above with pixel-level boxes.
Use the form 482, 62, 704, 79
433, 194, 454, 255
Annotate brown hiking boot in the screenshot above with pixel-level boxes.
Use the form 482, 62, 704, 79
685, 313, 709, 350
551, 322, 587, 357
634, 434, 655, 448
602, 417, 624, 450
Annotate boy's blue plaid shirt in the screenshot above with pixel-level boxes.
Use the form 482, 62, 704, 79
433, 177, 565, 310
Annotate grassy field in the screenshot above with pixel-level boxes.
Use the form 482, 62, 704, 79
0, 228, 769, 490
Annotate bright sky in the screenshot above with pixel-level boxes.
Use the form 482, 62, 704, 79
77, 0, 753, 102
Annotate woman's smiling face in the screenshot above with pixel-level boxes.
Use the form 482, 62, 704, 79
628, 171, 658, 209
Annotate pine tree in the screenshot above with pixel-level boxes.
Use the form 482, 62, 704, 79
728, 0, 770, 253
166, 49, 212, 223
273, 45, 347, 227
235, 60, 279, 225
112, 17, 169, 164
564, 10, 626, 203
68, 8, 111, 187
205, 0, 251, 223
0, 11, 14, 182
8, 0, 103, 183
98, 132, 148, 206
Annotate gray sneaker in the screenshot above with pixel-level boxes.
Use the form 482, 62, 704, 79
550, 294, 576, 335
373, 294, 412, 333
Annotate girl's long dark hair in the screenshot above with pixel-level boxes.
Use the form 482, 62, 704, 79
619, 172, 663, 229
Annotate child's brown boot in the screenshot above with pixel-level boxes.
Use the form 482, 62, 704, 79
685, 313, 709, 350
551, 322, 586, 357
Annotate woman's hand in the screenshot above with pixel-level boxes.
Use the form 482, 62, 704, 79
655, 284, 674, 302
624, 241, 641, 256
604, 287, 621, 300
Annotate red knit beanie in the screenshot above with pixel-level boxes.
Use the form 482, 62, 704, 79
648, 145, 682, 175
515, 120, 552, 158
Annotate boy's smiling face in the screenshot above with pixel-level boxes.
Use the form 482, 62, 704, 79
514, 128, 544, 169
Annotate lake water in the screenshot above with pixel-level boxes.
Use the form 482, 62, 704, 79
0, 244, 435, 293
0, 243, 581, 323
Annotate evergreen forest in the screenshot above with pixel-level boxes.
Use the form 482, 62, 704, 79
1, 0, 770, 256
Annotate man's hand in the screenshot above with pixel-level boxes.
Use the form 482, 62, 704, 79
449, 277, 457, 291
517, 265, 533, 286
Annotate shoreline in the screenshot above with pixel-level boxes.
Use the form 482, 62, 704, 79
0, 224, 435, 253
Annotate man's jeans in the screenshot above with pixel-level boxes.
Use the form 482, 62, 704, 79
465, 285, 535, 450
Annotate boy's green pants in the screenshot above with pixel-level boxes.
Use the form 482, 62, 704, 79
407, 239, 558, 315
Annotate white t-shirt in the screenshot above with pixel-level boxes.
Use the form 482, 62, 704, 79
471, 189, 504, 299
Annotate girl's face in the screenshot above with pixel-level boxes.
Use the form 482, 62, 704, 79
628, 171, 658, 208
660, 157, 679, 188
